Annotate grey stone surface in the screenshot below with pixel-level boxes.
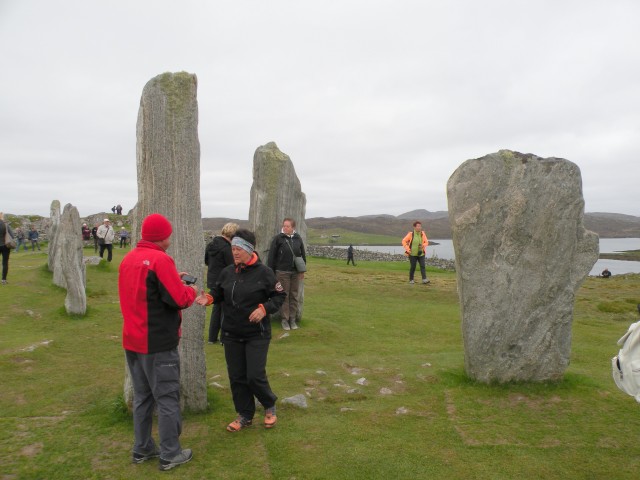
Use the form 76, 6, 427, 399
47, 200, 62, 284
131, 71, 207, 411
248, 141, 307, 320
248, 141, 307, 259
59, 203, 86, 315
447, 150, 599, 383
281, 394, 308, 408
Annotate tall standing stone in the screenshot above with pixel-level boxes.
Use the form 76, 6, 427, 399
447, 150, 598, 383
249, 142, 307, 321
130, 71, 207, 411
48, 200, 60, 272
59, 203, 86, 315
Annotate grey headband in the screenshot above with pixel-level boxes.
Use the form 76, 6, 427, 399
231, 236, 254, 255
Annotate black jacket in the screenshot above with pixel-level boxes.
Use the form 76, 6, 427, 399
205, 236, 233, 290
212, 255, 286, 339
267, 232, 306, 272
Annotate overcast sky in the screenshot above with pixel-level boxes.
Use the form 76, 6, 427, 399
1, 0, 638, 219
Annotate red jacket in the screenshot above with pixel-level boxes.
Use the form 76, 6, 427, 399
119, 240, 197, 354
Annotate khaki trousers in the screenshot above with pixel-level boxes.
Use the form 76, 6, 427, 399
276, 270, 300, 322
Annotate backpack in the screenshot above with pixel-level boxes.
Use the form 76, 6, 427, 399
612, 320, 640, 402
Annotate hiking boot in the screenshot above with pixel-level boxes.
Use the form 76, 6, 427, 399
158, 449, 193, 471
226, 415, 253, 432
132, 449, 160, 464
290, 320, 299, 330
422, 279, 430, 284
264, 406, 277, 429
281, 320, 291, 331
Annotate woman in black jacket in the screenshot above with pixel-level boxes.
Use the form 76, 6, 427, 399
200, 229, 286, 432
204, 222, 237, 343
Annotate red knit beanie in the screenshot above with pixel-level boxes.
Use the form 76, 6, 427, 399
141, 213, 173, 241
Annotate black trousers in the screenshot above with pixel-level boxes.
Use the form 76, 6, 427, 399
0, 246, 10, 280
223, 336, 276, 420
408, 255, 426, 281
208, 303, 222, 342
99, 243, 113, 262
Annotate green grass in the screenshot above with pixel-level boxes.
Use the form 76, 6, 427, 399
307, 228, 400, 245
2, 247, 640, 478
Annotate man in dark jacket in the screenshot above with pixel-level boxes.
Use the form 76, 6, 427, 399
267, 218, 306, 331
119, 213, 204, 471
204, 222, 237, 343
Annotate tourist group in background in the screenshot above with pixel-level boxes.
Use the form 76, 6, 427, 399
111, 204, 124, 215
0, 215, 47, 286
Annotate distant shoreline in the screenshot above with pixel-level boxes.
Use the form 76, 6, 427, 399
599, 250, 640, 262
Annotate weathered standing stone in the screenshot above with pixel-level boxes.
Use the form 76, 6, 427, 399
59, 204, 86, 315
248, 142, 307, 320
249, 142, 307, 258
447, 150, 599, 383
126, 71, 207, 412
47, 200, 65, 287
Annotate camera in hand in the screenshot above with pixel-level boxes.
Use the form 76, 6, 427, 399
182, 274, 197, 285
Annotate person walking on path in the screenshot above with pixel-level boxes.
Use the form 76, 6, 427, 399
198, 229, 286, 432
347, 244, 356, 266
28, 226, 41, 251
97, 219, 115, 262
0, 213, 14, 285
267, 218, 306, 331
119, 213, 206, 471
204, 222, 237, 344
402, 221, 430, 285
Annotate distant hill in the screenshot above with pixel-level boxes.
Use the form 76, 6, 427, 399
5, 210, 639, 241
200, 212, 640, 239
584, 212, 640, 238
396, 209, 449, 220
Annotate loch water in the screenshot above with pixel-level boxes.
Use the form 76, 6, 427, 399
357, 238, 640, 276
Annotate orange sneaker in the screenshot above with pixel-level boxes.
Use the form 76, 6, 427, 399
226, 416, 252, 432
264, 406, 277, 429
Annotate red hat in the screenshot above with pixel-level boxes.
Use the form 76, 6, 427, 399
141, 213, 173, 241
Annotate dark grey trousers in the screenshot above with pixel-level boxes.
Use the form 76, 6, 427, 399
125, 348, 182, 458
223, 336, 277, 420
408, 255, 427, 281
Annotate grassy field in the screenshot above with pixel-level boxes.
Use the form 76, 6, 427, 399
306, 228, 400, 246
2, 247, 640, 479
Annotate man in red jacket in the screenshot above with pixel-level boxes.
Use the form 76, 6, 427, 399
119, 213, 203, 471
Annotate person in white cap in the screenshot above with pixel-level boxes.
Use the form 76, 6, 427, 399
96, 218, 115, 262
